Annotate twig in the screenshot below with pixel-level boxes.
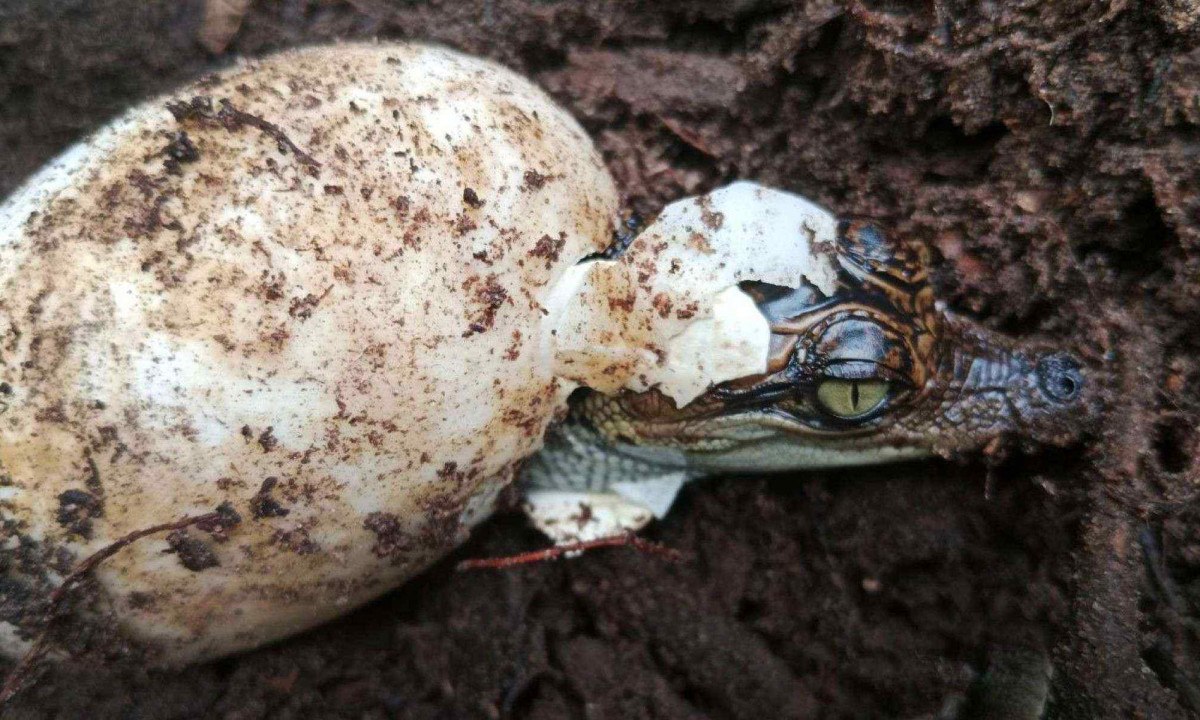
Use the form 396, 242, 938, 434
657, 115, 718, 158
215, 100, 321, 170
0, 511, 222, 706
166, 96, 321, 171
457, 533, 683, 571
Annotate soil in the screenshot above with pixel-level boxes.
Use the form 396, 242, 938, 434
2, 1, 1199, 718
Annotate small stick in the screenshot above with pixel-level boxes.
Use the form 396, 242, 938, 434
457, 533, 683, 571
214, 100, 321, 170
165, 96, 321, 171
0, 511, 222, 706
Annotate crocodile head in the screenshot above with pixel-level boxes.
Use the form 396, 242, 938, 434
574, 219, 1097, 472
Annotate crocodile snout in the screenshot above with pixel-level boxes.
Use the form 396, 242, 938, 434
1035, 352, 1084, 404
916, 318, 1099, 454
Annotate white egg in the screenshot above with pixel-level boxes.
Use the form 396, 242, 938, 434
0, 41, 618, 664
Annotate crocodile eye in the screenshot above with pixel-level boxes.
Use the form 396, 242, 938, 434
815, 379, 890, 420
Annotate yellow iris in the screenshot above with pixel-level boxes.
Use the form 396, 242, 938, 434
815, 379, 890, 419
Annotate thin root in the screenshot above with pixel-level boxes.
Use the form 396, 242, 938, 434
457, 533, 683, 571
166, 96, 321, 171
0, 511, 225, 706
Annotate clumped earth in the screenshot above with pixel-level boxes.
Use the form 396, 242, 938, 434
1, 1, 1198, 718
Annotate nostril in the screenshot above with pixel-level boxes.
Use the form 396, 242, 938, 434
1036, 353, 1084, 402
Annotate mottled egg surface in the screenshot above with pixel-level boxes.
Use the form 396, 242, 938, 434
0, 42, 618, 663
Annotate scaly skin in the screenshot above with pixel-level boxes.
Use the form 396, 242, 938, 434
528, 219, 1096, 493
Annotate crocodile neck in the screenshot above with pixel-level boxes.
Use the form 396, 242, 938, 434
523, 390, 930, 495
520, 416, 692, 494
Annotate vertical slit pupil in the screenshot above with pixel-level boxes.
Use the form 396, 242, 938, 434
850, 381, 860, 410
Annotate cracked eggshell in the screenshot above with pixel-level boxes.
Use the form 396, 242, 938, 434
551, 181, 840, 406
0, 42, 617, 664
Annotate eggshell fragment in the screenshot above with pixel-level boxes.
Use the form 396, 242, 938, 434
0, 42, 617, 664
550, 181, 840, 406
